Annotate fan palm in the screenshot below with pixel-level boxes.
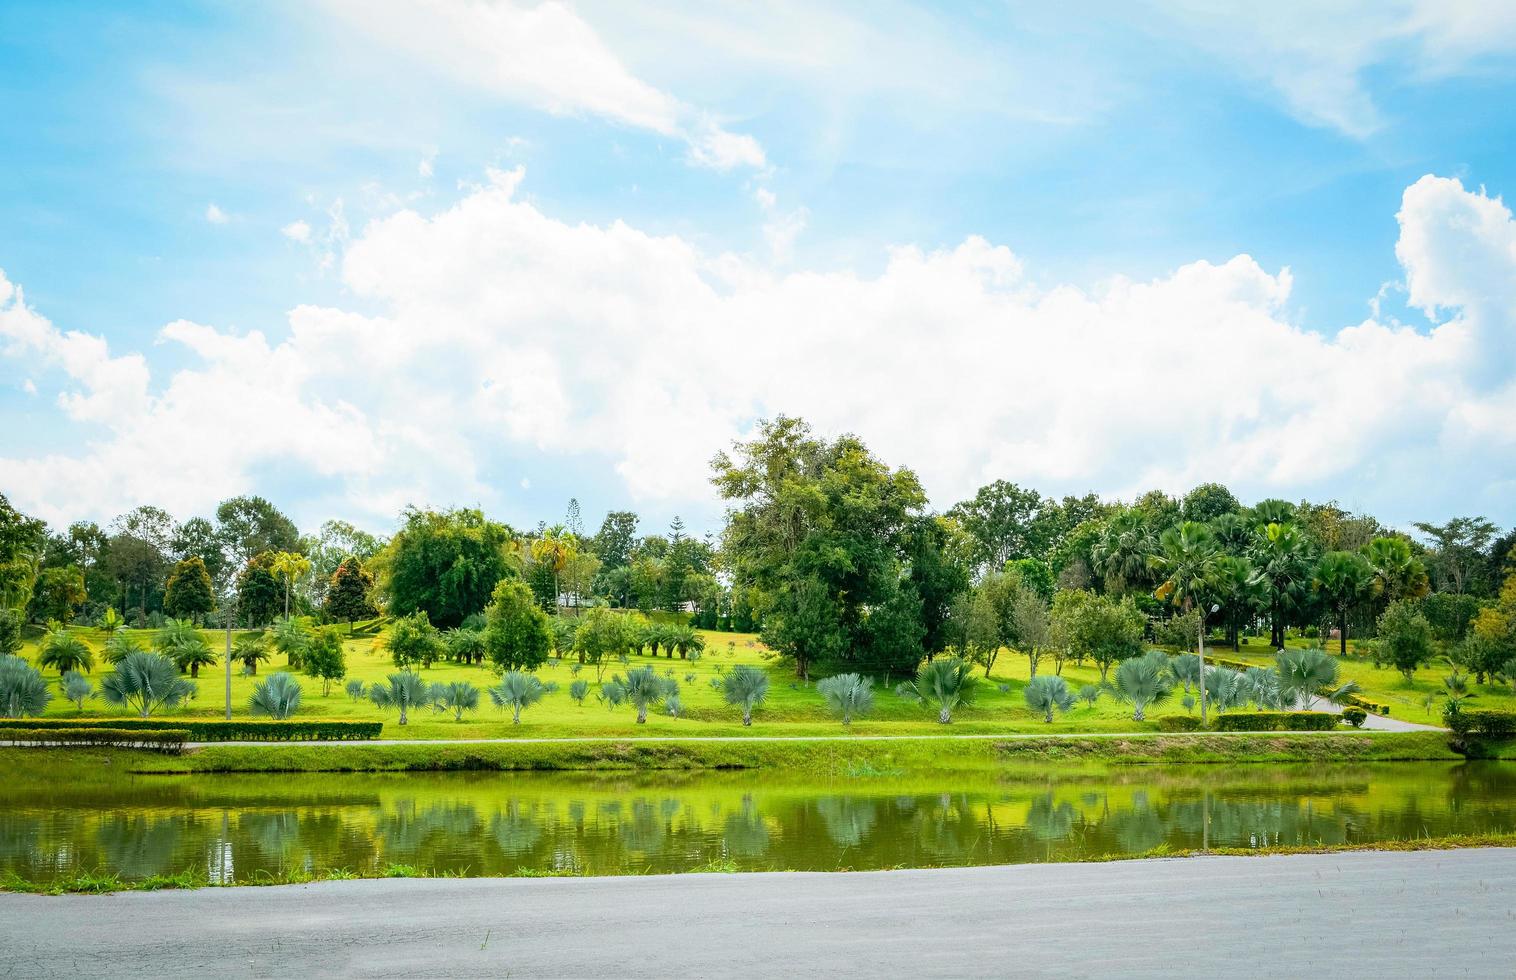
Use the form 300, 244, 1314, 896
344, 678, 367, 702
569, 678, 589, 705
99, 651, 194, 718
103, 632, 144, 665
1113, 650, 1174, 721
1251, 522, 1315, 650
436, 680, 481, 721
1313, 551, 1377, 655
156, 618, 217, 678
1092, 510, 1157, 592
723, 664, 771, 726
1169, 653, 1201, 693
1242, 666, 1283, 710
621, 666, 666, 723
0, 655, 52, 717
1212, 554, 1267, 650
489, 671, 547, 724
269, 616, 310, 670
1202, 666, 1249, 713
62, 669, 93, 711
817, 672, 875, 725
248, 672, 303, 719
1077, 684, 1102, 709
38, 626, 95, 676
1274, 647, 1359, 710
1150, 521, 1221, 722
1023, 674, 1075, 723
599, 678, 626, 709
896, 657, 976, 724
1361, 536, 1430, 604
369, 671, 431, 725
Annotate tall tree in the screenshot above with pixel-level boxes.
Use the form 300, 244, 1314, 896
215, 495, 301, 564
483, 578, 553, 672
27, 565, 86, 624
1251, 522, 1315, 649
170, 517, 229, 588
1092, 508, 1157, 594
947, 480, 1046, 573
1180, 483, 1240, 524
0, 493, 46, 611
236, 552, 283, 627
591, 511, 639, 572
325, 557, 377, 627
1413, 516, 1500, 596
1361, 536, 1431, 607
163, 556, 216, 622
1151, 521, 1222, 723
374, 507, 517, 629
1312, 551, 1376, 655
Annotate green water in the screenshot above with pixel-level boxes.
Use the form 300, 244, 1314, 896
2, 762, 1513, 884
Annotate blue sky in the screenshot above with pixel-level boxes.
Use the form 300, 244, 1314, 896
4, 1, 1516, 538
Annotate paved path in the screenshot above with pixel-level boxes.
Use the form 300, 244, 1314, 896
2, 849, 1509, 978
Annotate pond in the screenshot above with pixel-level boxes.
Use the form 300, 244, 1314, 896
3, 762, 1514, 885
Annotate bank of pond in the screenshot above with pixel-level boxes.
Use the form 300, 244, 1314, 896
3, 760, 1514, 890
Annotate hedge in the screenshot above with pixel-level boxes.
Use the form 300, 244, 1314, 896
1342, 707, 1368, 728
1211, 711, 1339, 732
1157, 715, 1204, 732
0, 727, 187, 753
0, 719, 382, 742
1445, 708, 1516, 740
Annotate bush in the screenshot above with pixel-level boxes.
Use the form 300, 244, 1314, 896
1445, 707, 1516, 756
1157, 715, 1202, 732
1210, 711, 1338, 732
1341, 693, 1390, 716
0, 727, 187, 753
0, 718, 381, 741
1342, 707, 1368, 728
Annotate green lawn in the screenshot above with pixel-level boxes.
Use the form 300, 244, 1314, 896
20, 624, 1166, 739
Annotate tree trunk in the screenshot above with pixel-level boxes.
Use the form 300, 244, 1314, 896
938, 707, 951, 724
743, 710, 752, 726
637, 705, 647, 723
191, 663, 200, 679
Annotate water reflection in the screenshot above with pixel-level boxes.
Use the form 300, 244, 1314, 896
2, 763, 1514, 885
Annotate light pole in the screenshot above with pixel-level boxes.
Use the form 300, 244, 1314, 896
223, 590, 237, 721
1198, 602, 1219, 725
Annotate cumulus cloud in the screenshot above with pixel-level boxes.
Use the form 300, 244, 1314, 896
3, 172, 1516, 527
281, 220, 312, 243
205, 203, 229, 224
318, 0, 763, 170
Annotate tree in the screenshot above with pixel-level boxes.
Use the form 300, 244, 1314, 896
0, 608, 20, 658
326, 557, 377, 628
1212, 554, 1266, 650
215, 495, 301, 565
1113, 650, 1173, 721
435, 680, 481, 721
904, 516, 972, 658
236, 552, 283, 627
713, 416, 928, 679
1056, 591, 1145, 683
163, 557, 215, 622
1377, 600, 1434, 682
1023, 674, 1074, 722
1414, 516, 1499, 595
1361, 537, 1430, 606
232, 632, 272, 675
0, 654, 51, 717
370, 671, 430, 725
170, 516, 229, 589
100, 652, 194, 717
157, 618, 217, 678
1252, 522, 1315, 649
591, 511, 639, 573
896, 657, 976, 724
490, 671, 547, 724
375, 507, 516, 629
1463, 579, 1516, 684
1311, 551, 1376, 656
1420, 592, 1483, 646
103, 632, 143, 665
572, 607, 626, 679
248, 672, 302, 719
483, 578, 553, 673
300, 628, 344, 696
1274, 648, 1359, 709
270, 551, 313, 619
947, 480, 1047, 573
0, 493, 46, 611
817, 673, 875, 725
62, 670, 93, 712
1149, 520, 1220, 723
386, 612, 440, 670
27, 565, 86, 624
1181, 483, 1240, 524
1011, 585, 1052, 679
269, 616, 309, 669
622, 665, 667, 723
569, 678, 590, 705
37, 625, 95, 675
723, 664, 770, 726
104, 531, 166, 620
527, 525, 577, 612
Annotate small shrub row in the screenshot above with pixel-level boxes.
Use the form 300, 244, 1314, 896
0, 718, 382, 742
0, 727, 187, 753
1341, 693, 1390, 716
1210, 711, 1339, 732
1157, 715, 1203, 732
1445, 708, 1516, 740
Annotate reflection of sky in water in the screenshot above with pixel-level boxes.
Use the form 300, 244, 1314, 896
2, 763, 1514, 884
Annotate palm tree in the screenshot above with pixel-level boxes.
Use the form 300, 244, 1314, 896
1274, 648, 1359, 710
1361, 537, 1430, 606
1168, 653, 1201, 693
436, 680, 481, 720
1251, 522, 1314, 650
1113, 650, 1174, 721
599, 678, 626, 710
1092, 509, 1156, 592
1077, 684, 1101, 709
97, 607, 123, 639
896, 657, 976, 724
1150, 521, 1221, 723
1212, 555, 1266, 650
270, 551, 313, 620
490, 671, 547, 723
99, 651, 194, 717
569, 678, 590, 705
369, 671, 431, 725
0, 655, 52, 717
817, 672, 875, 725
38, 626, 95, 676
344, 679, 367, 702
672, 626, 705, 660
621, 666, 666, 723
269, 616, 310, 670
723, 664, 770, 726
161, 620, 217, 678
1312, 551, 1377, 655
248, 672, 302, 719
1202, 666, 1249, 713
1023, 674, 1074, 723
1242, 666, 1283, 709
62, 670, 93, 711
103, 632, 143, 665
233, 633, 272, 675
528, 526, 577, 613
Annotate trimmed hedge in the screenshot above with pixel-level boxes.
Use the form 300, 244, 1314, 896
0, 718, 382, 742
1342, 707, 1368, 728
1211, 711, 1339, 732
0, 727, 187, 753
1157, 715, 1203, 732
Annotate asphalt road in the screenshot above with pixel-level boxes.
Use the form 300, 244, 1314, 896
2, 849, 1509, 978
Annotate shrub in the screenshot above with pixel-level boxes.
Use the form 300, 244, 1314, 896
622, 666, 666, 723
895, 657, 975, 724
248, 672, 303, 720
99, 651, 194, 718
369, 672, 432, 725
345, 679, 368, 702
569, 679, 589, 705
1157, 715, 1202, 732
1210, 711, 1338, 732
435, 680, 481, 721
1023, 674, 1074, 723
0, 655, 52, 718
0, 718, 381, 740
0, 727, 187, 753
489, 671, 547, 724
1077, 684, 1101, 709
1444, 707, 1516, 756
817, 673, 875, 726
1342, 707, 1368, 728
1113, 650, 1173, 721
61, 670, 93, 711
723, 664, 770, 726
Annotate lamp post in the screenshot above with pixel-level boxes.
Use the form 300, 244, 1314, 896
1198, 602, 1219, 725
223, 591, 237, 721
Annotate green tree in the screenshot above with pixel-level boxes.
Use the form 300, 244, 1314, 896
896, 656, 977, 724
1252, 522, 1315, 649
1413, 516, 1499, 596
722, 664, 770, 726
0, 493, 46, 611
1181, 483, 1241, 524
100, 651, 194, 717
1377, 600, 1435, 682
1113, 649, 1174, 721
947, 480, 1047, 573
248, 672, 302, 719
235, 552, 283, 627
156, 618, 216, 678
817, 672, 875, 725
1274, 647, 1359, 709
385, 612, 441, 670
1010, 584, 1052, 678
269, 616, 310, 669
483, 578, 553, 672
62, 670, 93, 711
0, 654, 52, 717
1023, 674, 1074, 722
489, 671, 547, 724
435, 680, 481, 721
1212, 554, 1266, 650
27, 565, 87, 624
163, 556, 216, 622
0, 608, 20, 658
37, 625, 94, 675
370, 671, 430, 725
215, 495, 301, 565
326, 557, 377, 628
621, 665, 667, 723
1311, 551, 1377, 655
374, 507, 517, 629
572, 606, 626, 679
270, 551, 313, 619
1092, 507, 1158, 594
232, 632, 272, 675
1362, 537, 1430, 607
1150, 521, 1221, 720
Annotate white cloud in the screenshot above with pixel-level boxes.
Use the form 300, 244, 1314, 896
205, 203, 229, 224
318, 0, 763, 170
281, 220, 312, 243
419, 154, 435, 178
4, 172, 1516, 527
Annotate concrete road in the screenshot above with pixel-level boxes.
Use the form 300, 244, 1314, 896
2, 849, 1510, 978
